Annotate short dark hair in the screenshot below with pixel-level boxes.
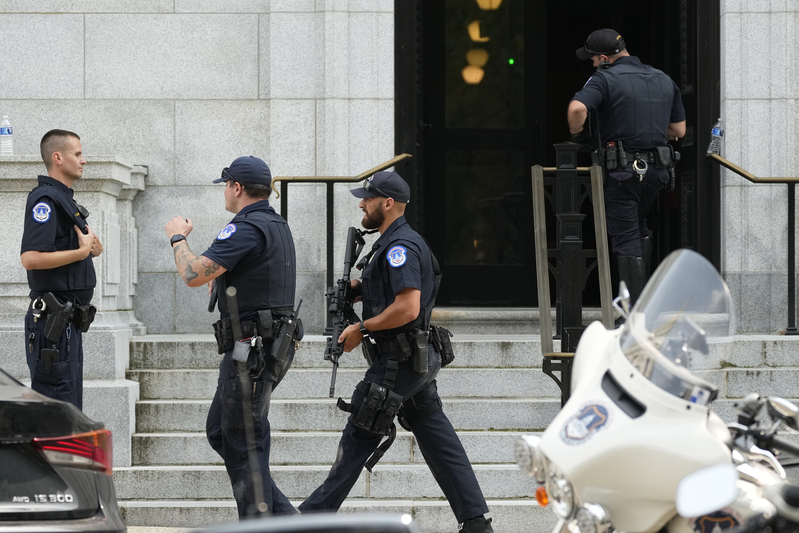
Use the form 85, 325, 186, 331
238, 181, 272, 200
40, 129, 80, 169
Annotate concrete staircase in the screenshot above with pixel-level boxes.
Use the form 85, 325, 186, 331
116, 309, 799, 533
117, 320, 561, 533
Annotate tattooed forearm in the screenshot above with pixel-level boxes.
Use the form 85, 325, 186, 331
173, 241, 199, 284
200, 256, 222, 277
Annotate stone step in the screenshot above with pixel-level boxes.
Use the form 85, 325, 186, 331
132, 431, 531, 466
114, 464, 533, 501
119, 499, 555, 533
430, 307, 606, 336
135, 398, 562, 433
126, 367, 563, 400
129, 334, 549, 370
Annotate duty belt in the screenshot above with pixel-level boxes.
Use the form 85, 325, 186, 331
620, 150, 657, 163
30, 293, 97, 336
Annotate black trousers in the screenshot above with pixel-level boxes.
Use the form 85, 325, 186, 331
603, 163, 669, 257
25, 309, 83, 410
206, 341, 297, 519
299, 344, 489, 523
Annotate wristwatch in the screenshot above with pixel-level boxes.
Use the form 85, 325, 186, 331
170, 234, 187, 247
359, 320, 369, 335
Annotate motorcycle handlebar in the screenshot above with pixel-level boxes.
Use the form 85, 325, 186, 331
746, 428, 799, 458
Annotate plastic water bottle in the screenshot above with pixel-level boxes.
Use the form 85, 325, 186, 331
0, 116, 13, 156
707, 117, 724, 155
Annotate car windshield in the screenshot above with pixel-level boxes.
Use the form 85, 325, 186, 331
618, 249, 735, 405
0, 368, 20, 387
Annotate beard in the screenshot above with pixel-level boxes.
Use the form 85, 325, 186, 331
362, 203, 385, 229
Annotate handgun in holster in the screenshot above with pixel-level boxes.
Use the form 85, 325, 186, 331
42, 293, 73, 343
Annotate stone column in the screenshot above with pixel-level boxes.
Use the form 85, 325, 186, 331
0, 155, 145, 466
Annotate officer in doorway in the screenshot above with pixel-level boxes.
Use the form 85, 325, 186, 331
568, 29, 686, 307
165, 156, 299, 519
299, 171, 494, 533
20, 129, 103, 410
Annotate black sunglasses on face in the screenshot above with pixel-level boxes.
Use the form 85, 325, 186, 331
364, 179, 392, 199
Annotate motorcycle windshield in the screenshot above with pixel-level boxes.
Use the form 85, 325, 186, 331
619, 249, 735, 406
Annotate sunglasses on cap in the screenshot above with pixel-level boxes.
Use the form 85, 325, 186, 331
220, 168, 237, 183
363, 179, 392, 199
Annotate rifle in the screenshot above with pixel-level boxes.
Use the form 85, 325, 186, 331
324, 227, 373, 397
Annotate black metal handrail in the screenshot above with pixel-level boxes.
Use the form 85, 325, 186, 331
270, 154, 412, 330
707, 153, 799, 335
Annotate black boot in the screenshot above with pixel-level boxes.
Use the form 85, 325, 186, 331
640, 234, 652, 280
460, 516, 494, 533
617, 255, 645, 307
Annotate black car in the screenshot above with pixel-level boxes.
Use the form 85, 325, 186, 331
0, 367, 126, 532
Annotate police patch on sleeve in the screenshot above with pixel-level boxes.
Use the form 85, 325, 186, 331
217, 223, 237, 240
387, 245, 408, 268
32, 202, 52, 224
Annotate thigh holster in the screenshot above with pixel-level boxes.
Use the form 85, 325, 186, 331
338, 380, 403, 436
398, 380, 442, 431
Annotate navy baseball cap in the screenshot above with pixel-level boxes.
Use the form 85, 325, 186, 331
213, 156, 272, 185
576, 29, 626, 60
350, 171, 411, 204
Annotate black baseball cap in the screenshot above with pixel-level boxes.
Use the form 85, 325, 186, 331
350, 171, 411, 204
213, 155, 272, 185
576, 29, 626, 60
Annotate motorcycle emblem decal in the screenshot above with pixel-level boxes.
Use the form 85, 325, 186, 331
560, 403, 610, 445
32, 202, 52, 223
690, 510, 740, 533
217, 223, 237, 240
387, 246, 407, 268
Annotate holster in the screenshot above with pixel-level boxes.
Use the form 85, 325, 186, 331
342, 380, 404, 437
430, 326, 455, 367
42, 293, 73, 343
268, 316, 303, 384
361, 338, 378, 365
655, 145, 677, 169
409, 329, 428, 373
73, 304, 97, 333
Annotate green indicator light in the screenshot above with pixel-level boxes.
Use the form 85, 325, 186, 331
509, 58, 515, 65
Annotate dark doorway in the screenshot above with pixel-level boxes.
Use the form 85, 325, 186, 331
395, 0, 720, 307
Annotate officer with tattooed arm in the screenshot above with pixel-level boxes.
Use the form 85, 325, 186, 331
20, 129, 103, 410
299, 171, 493, 533
165, 155, 300, 519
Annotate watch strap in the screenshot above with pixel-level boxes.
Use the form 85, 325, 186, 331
170, 234, 187, 247
359, 320, 369, 335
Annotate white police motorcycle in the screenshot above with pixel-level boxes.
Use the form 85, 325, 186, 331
514, 249, 799, 533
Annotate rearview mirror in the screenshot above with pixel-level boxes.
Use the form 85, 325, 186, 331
767, 397, 799, 431
676, 463, 738, 518
612, 281, 631, 319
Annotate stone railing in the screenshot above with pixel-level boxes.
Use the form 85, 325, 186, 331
0, 155, 145, 466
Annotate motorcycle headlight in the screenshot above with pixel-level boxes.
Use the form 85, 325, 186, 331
574, 503, 612, 533
514, 434, 545, 483
545, 464, 575, 519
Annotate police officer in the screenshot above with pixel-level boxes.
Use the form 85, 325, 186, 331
164, 155, 298, 519
20, 129, 103, 410
568, 29, 686, 305
299, 172, 494, 533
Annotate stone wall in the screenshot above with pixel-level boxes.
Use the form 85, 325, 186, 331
720, 2, 799, 332
0, 0, 395, 335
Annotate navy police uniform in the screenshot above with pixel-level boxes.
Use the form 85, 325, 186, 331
203, 198, 298, 519
21, 175, 96, 410
572, 54, 685, 258
300, 178, 490, 527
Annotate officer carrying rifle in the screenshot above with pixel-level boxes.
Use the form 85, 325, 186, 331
165, 156, 302, 519
299, 171, 495, 533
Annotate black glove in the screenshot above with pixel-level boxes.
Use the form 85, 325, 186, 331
570, 129, 592, 144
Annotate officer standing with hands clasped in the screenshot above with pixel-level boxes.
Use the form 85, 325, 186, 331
299, 171, 494, 533
20, 129, 103, 410
165, 155, 300, 519
568, 29, 686, 308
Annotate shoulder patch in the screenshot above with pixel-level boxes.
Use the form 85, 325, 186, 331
32, 202, 52, 224
387, 245, 408, 268
217, 223, 237, 241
